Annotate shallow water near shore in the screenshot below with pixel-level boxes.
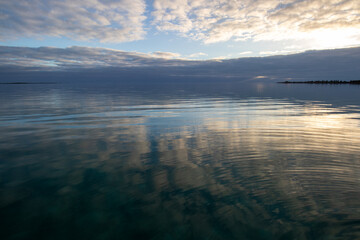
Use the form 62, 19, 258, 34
0, 81, 360, 239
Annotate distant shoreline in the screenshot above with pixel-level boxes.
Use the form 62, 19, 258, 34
0, 82, 57, 85
278, 80, 360, 84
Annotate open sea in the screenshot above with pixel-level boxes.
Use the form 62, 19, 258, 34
0, 81, 359, 239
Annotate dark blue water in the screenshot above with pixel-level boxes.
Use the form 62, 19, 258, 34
0, 81, 359, 239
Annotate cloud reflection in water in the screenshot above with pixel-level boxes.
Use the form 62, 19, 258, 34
0, 86, 359, 239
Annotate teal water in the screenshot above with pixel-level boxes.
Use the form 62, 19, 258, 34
0, 82, 359, 239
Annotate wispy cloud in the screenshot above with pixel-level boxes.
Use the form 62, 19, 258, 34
0, 0, 146, 43
152, 0, 360, 47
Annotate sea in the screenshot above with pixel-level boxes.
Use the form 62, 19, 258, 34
0, 80, 359, 239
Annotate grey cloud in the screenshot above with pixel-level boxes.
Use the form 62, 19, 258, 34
0, 46, 199, 70
0, 0, 146, 42
1, 45, 360, 83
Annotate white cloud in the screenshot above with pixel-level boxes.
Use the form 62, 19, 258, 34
238, 51, 253, 55
260, 50, 298, 56
152, 0, 360, 48
1, 0, 359, 49
188, 52, 207, 58
0, 0, 146, 43
285, 45, 302, 50
151, 51, 181, 59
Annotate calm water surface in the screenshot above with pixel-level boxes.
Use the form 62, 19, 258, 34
0, 82, 359, 239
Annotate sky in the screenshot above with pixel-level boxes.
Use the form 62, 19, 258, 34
0, 0, 359, 60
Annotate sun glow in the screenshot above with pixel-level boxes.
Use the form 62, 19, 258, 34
309, 28, 360, 50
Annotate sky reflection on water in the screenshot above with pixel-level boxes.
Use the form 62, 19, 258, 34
0, 82, 359, 239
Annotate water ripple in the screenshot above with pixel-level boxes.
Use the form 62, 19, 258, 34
0, 95, 360, 239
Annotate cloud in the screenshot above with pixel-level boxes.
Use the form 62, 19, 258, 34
1, 0, 359, 48
151, 51, 181, 59
0, 0, 146, 43
238, 51, 253, 55
1, 45, 360, 83
260, 49, 299, 56
152, 0, 360, 46
0, 46, 199, 70
188, 52, 207, 58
